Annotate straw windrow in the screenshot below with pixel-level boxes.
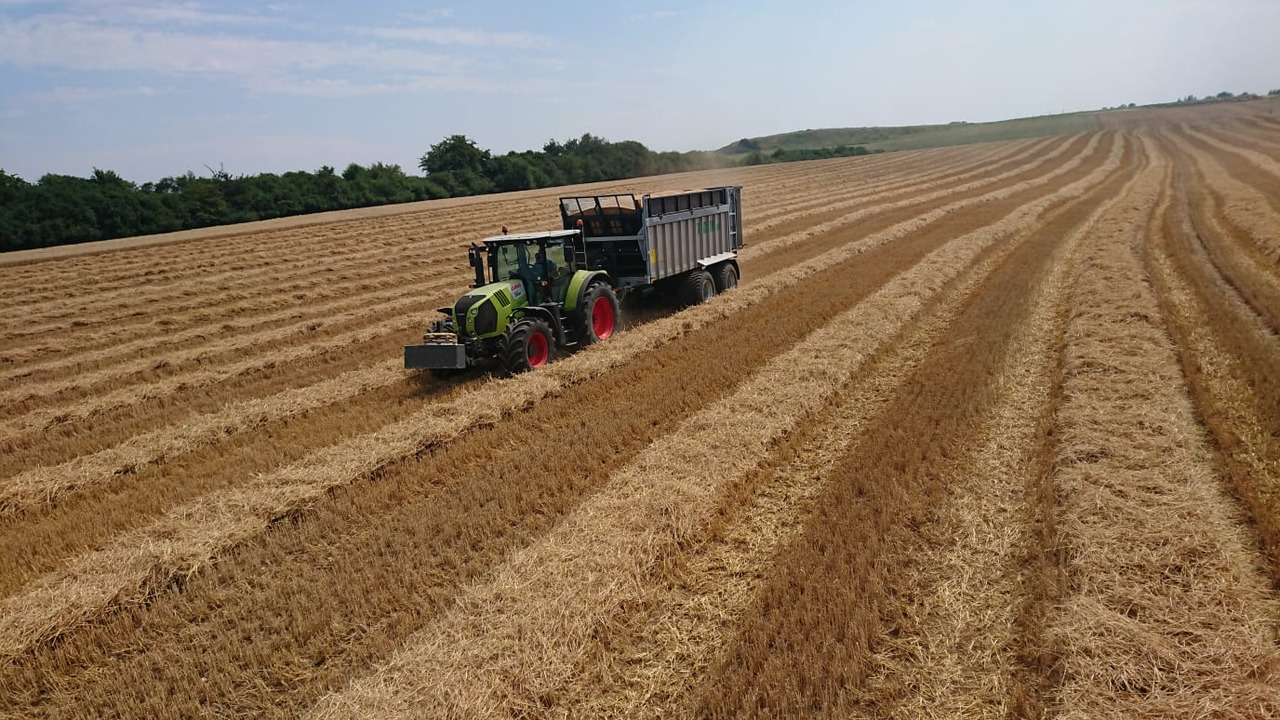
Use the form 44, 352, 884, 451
1046, 135, 1280, 717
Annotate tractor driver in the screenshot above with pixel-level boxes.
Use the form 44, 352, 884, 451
530, 245, 560, 302
512, 242, 551, 303
535, 246, 557, 275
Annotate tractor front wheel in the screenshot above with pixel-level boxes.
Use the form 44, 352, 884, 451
574, 282, 621, 346
502, 318, 555, 373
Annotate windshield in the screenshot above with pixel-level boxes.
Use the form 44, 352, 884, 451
492, 240, 571, 283
493, 241, 536, 285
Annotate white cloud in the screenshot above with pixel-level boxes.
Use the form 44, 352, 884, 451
362, 25, 549, 50
0, 15, 472, 76
243, 71, 549, 99
397, 9, 456, 23
104, 2, 276, 27
24, 84, 167, 105
626, 9, 687, 21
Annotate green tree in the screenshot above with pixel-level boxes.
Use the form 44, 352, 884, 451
180, 178, 229, 226
419, 135, 491, 176
488, 154, 539, 192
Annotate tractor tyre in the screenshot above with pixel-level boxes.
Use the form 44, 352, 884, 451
681, 269, 716, 307
711, 262, 739, 293
502, 318, 555, 373
573, 282, 621, 347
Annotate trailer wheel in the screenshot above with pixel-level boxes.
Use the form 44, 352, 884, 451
682, 270, 716, 307
712, 263, 739, 293
574, 282, 621, 346
502, 318, 555, 373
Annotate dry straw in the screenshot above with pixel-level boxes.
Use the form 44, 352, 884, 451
0, 143, 1017, 505
0, 259, 451, 370
0, 149, 986, 434
0, 139, 1011, 376
0, 313, 421, 443
1047, 137, 1280, 717
858, 149, 1140, 718
1142, 137, 1280, 578
0, 361, 404, 515
1180, 122, 1280, 179
0, 279, 455, 408
741, 133, 1089, 261
0, 133, 1123, 663
554, 147, 1127, 718
2, 140, 988, 363
744, 136, 1055, 237
307, 135, 1127, 718
1165, 127, 1280, 264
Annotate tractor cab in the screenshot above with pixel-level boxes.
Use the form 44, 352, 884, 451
470, 229, 581, 306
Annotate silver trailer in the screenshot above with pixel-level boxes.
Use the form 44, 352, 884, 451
558, 186, 743, 297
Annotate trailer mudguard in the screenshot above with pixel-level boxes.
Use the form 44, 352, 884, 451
564, 270, 611, 312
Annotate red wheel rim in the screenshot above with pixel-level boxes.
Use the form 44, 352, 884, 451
591, 296, 615, 339
527, 330, 549, 367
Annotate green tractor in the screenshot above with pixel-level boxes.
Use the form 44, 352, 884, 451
404, 229, 620, 374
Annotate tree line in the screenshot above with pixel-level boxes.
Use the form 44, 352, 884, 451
1, 133, 778, 252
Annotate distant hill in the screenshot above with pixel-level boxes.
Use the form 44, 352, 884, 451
720, 111, 1103, 155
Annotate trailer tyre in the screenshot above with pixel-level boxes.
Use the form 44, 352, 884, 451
682, 270, 716, 307
502, 318, 555, 373
574, 282, 621, 346
712, 263, 739, 293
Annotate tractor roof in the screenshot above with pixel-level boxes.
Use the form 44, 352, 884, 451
480, 229, 579, 246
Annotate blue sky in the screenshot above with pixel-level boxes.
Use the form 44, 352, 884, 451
1, 0, 1277, 182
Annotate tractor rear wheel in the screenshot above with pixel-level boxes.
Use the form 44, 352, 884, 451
712, 262, 739, 293
502, 318, 555, 373
682, 269, 716, 307
574, 282, 621, 347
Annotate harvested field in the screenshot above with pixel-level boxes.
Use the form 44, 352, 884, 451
2, 99, 1278, 718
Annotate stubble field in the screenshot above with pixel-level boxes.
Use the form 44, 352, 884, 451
1, 100, 1278, 718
